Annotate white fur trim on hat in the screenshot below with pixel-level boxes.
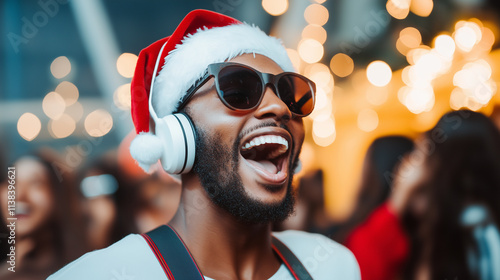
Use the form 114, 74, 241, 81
152, 23, 295, 118
129, 132, 164, 172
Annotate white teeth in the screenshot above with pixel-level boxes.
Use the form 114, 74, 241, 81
241, 135, 289, 153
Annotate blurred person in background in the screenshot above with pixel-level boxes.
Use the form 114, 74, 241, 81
0, 149, 84, 280
332, 135, 414, 243
347, 110, 500, 280
274, 169, 338, 236
392, 110, 500, 280
133, 174, 182, 233
77, 151, 139, 251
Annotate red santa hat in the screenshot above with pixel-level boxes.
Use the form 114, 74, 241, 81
130, 9, 294, 172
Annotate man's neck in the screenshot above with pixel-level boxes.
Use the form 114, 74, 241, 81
169, 181, 282, 280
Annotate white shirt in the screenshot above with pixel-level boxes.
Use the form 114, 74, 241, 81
48, 230, 360, 280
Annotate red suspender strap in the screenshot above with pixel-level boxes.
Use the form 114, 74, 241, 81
272, 236, 314, 280
142, 225, 312, 280
141, 225, 205, 280
142, 233, 175, 279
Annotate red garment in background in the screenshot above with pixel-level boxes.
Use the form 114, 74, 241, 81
344, 203, 409, 280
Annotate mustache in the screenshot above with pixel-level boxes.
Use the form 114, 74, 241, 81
238, 121, 292, 141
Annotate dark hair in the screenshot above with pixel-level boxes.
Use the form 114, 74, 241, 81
402, 110, 500, 280
331, 136, 414, 242
77, 151, 139, 248
0, 149, 85, 271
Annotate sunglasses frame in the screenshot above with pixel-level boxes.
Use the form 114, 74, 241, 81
177, 62, 316, 117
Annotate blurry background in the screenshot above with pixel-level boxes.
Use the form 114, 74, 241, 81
1, 0, 500, 221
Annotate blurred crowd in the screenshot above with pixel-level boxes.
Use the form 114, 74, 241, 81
1, 109, 500, 280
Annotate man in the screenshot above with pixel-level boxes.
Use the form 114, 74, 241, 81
49, 10, 360, 279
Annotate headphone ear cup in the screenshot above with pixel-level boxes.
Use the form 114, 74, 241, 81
155, 113, 196, 174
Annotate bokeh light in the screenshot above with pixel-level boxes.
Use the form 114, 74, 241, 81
42, 91, 66, 120
84, 109, 113, 137
262, 0, 288, 16
366, 61, 392, 87
366, 87, 389, 106
55, 81, 79, 106
357, 109, 379, 132
304, 4, 329, 26
116, 53, 138, 78
433, 34, 456, 58
49, 113, 76, 139
313, 116, 336, 146
386, 0, 410, 20
401, 86, 435, 114
305, 63, 334, 91
17, 113, 42, 141
330, 53, 354, 78
50, 56, 71, 79
114, 83, 132, 110
410, 0, 433, 17
298, 39, 324, 63
66, 102, 84, 122
454, 21, 482, 52
399, 27, 422, 49
302, 24, 327, 44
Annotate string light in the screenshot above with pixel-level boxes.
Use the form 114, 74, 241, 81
313, 116, 336, 147
42, 91, 66, 120
302, 24, 327, 44
114, 83, 132, 110
433, 34, 456, 58
55, 81, 79, 106
116, 53, 138, 78
17, 113, 41, 141
366, 61, 392, 87
304, 4, 329, 26
298, 39, 324, 63
262, 0, 288, 16
50, 56, 71, 79
84, 109, 113, 137
49, 114, 76, 139
330, 53, 354, 78
357, 109, 379, 132
410, 0, 433, 17
386, 0, 410, 20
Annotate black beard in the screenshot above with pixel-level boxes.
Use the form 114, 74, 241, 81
191, 122, 296, 225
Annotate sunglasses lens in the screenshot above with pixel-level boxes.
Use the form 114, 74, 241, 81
218, 66, 262, 110
278, 75, 315, 116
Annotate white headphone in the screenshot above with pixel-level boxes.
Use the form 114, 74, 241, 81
148, 42, 197, 174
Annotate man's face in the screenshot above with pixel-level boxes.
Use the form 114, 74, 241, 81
184, 54, 305, 223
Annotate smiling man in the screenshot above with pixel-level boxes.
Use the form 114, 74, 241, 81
48, 10, 360, 280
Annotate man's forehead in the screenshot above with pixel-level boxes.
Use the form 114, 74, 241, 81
227, 53, 285, 75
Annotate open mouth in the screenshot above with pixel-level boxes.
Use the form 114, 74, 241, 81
15, 202, 31, 218
240, 134, 290, 182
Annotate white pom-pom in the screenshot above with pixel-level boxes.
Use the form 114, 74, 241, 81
130, 132, 164, 172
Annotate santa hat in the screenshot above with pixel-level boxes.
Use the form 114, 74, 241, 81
129, 9, 294, 172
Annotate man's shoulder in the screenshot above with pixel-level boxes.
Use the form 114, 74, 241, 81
47, 234, 165, 280
273, 230, 361, 279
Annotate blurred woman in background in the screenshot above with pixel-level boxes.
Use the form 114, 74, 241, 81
393, 110, 500, 280
332, 135, 414, 243
77, 152, 139, 251
0, 150, 84, 279
347, 110, 500, 280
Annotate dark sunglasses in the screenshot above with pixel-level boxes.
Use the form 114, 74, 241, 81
177, 62, 316, 117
